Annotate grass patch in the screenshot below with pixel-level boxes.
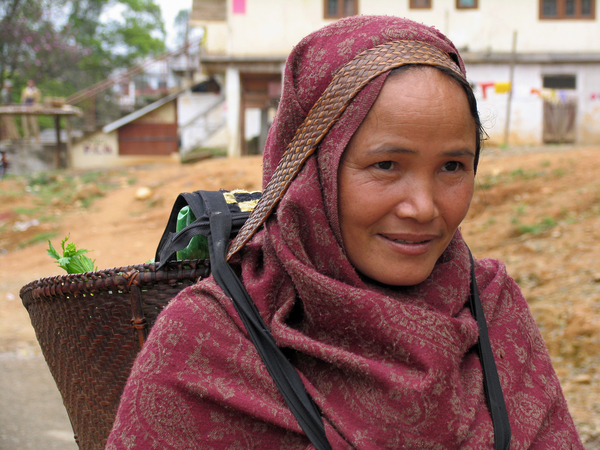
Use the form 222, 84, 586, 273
79, 194, 103, 209
26, 172, 76, 206
552, 168, 567, 177
27, 171, 57, 187
540, 216, 558, 228
514, 203, 527, 216
12, 206, 41, 216
509, 168, 544, 180
79, 171, 103, 184
478, 167, 545, 190
478, 173, 504, 190
181, 147, 225, 164
38, 215, 59, 223
21, 169, 122, 210
18, 231, 59, 249
510, 215, 558, 237
0, 188, 24, 197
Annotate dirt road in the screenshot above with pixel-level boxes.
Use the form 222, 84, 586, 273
0, 147, 598, 448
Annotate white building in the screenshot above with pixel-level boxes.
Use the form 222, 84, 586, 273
190, 0, 600, 155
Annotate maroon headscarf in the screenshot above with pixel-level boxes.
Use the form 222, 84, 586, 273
107, 16, 582, 449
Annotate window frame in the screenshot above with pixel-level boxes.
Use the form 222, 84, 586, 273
323, 0, 359, 19
409, 0, 432, 9
456, 0, 478, 9
539, 0, 595, 20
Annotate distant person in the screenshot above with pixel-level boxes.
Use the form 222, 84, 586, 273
1, 80, 20, 142
21, 79, 41, 143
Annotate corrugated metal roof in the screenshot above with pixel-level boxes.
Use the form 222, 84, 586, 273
462, 52, 600, 64
102, 89, 185, 134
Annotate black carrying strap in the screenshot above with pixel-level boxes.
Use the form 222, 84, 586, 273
200, 191, 332, 450
155, 192, 208, 267
468, 250, 511, 450
154, 191, 254, 269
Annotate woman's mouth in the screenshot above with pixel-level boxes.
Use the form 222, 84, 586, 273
382, 233, 438, 244
392, 238, 429, 244
379, 233, 439, 255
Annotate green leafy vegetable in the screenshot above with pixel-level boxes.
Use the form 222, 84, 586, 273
48, 235, 97, 274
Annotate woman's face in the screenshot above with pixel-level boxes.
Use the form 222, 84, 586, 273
338, 67, 476, 286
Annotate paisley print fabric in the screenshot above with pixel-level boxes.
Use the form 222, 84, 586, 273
107, 16, 583, 449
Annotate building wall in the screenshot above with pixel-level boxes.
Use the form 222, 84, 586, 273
71, 129, 180, 169
133, 101, 176, 124
71, 130, 121, 169
193, 0, 600, 149
468, 62, 600, 146
117, 100, 178, 156
196, 0, 600, 57
178, 91, 228, 153
71, 99, 180, 168
577, 65, 600, 144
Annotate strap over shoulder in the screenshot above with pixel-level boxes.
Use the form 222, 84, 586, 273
468, 250, 512, 450
201, 190, 333, 450
154, 189, 260, 269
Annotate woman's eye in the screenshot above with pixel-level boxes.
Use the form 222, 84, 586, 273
443, 161, 461, 172
374, 161, 394, 170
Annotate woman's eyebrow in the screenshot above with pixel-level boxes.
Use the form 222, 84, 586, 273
442, 149, 476, 158
365, 147, 475, 158
365, 147, 417, 156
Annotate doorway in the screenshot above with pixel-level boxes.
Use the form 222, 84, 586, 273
542, 74, 577, 143
240, 73, 281, 155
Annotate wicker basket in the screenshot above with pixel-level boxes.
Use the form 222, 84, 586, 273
19, 259, 209, 450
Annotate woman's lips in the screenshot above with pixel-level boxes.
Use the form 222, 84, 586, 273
378, 233, 439, 255
391, 238, 429, 244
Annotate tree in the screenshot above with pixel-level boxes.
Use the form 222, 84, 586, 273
174, 9, 190, 50
0, 0, 166, 99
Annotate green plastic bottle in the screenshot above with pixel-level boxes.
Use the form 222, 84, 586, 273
176, 206, 209, 260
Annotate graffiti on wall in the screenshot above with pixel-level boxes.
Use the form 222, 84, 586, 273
84, 141, 114, 155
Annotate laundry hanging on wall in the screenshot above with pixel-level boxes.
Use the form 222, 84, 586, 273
530, 88, 575, 104
476, 82, 511, 99
494, 82, 511, 94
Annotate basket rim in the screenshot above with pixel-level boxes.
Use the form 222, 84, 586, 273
19, 258, 210, 304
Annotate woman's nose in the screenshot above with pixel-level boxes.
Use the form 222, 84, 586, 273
392, 179, 439, 223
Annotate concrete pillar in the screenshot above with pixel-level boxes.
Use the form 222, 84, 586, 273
226, 66, 241, 157
258, 108, 269, 154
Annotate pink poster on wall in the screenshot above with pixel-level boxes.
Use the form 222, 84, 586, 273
232, 0, 246, 14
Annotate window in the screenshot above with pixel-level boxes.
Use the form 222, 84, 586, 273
456, 0, 478, 8
190, 0, 226, 22
540, 0, 594, 19
543, 74, 576, 89
324, 0, 358, 18
410, 0, 432, 8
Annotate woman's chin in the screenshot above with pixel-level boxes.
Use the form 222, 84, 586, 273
358, 264, 434, 287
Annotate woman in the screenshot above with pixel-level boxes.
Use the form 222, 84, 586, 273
107, 16, 582, 449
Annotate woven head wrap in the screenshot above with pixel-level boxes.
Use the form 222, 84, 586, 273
229, 15, 472, 259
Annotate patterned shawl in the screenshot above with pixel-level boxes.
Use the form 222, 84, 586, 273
107, 16, 582, 449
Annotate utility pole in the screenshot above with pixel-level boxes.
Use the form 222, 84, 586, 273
503, 30, 518, 147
